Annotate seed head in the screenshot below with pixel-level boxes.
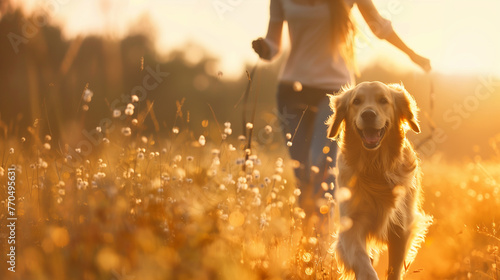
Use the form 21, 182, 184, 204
83, 89, 93, 102
198, 135, 206, 146
122, 127, 132, 136
124, 108, 134, 116
293, 188, 301, 196
137, 152, 145, 160
264, 125, 272, 134
113, 109, 121, 118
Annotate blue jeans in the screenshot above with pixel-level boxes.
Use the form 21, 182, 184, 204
277, 83, 338, 198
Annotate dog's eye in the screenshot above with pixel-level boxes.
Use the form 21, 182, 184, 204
379, 98, 389, 104
353, 98, 361, 105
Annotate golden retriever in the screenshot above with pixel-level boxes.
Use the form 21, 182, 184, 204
326, 81, 432, 280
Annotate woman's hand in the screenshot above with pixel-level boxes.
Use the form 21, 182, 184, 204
409, 52, 432, 72
252, 38, 271, 60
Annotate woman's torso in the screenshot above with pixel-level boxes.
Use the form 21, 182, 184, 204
276, 0, 356, 90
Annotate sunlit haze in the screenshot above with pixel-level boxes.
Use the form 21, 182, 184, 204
11, 0, 500, 77
2, 1, 500, 279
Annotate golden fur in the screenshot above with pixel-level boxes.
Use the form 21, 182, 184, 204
326, 81, 432, 280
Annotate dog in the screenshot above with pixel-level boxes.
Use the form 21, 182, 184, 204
326, 81, 432, 280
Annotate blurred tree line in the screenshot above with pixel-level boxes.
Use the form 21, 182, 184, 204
0, 5, 282, 147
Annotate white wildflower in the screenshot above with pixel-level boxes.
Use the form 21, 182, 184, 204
174, 155, 182, 162
253, 170, 260, 179
198, 135, 206, 146
83, 89, 93, 102
137, 152, 145, 160
264, 125, 272, 134
245, 160, 254, 169
293, 188, 301, 196
124, 107, 134, 116
122, 127, 132, 136
113, 109, 121, 118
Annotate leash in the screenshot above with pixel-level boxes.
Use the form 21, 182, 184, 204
415, 73, 436, 150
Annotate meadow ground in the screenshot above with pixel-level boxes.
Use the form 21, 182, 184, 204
0, 115, 499, 280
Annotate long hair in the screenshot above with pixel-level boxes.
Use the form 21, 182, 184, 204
328, 0, 356, 71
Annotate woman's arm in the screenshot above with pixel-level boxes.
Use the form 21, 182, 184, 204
252, 20, 283, 60
357, 0, 431, 72
384, 32, 432, 72
252, 0, 284, 61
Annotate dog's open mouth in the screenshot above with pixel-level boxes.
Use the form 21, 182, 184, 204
356, 125, 387, 149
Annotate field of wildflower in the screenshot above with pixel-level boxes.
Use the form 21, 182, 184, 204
1, 2, 500, 279
0, 87, 499, 280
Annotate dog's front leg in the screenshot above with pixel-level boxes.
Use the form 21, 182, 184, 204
387, 224, 408, 280
338, 227, 379, 280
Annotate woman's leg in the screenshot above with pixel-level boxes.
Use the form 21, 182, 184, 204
310, 95, 338, 194
306, 92, 338, 235
277, 84, 338, 220
276, 83, 315, 188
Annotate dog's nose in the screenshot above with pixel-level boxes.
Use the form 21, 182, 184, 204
361, 110, 377, 123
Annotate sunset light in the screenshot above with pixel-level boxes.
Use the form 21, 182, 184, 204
1, 1, 499, 279
8, 0, 500, 76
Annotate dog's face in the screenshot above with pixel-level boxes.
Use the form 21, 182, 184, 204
327, 81, 420, 150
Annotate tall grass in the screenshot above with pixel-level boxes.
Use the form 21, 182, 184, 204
0, 92, 499, 280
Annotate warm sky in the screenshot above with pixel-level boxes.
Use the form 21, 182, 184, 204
12, 0, 500, 78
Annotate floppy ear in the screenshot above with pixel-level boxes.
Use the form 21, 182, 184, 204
326, 90, 349, 139
390, 83, 420, 133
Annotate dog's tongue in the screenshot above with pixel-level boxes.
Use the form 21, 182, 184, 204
363, 129, 381, 144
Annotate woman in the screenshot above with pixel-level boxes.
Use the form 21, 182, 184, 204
252, 0, 431, 210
